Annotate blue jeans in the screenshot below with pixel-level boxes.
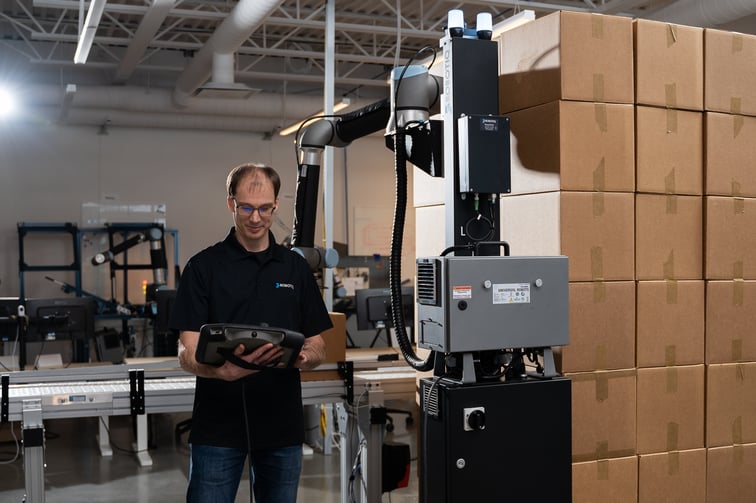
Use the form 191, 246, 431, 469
187, 444, 303, 503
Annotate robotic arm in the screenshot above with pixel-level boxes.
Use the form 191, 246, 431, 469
292, 66, 442, 371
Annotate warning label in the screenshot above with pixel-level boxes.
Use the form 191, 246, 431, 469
452, 285, 473, 300
493, 283, 531, 304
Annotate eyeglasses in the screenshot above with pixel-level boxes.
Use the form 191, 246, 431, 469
233, 199, 276, 218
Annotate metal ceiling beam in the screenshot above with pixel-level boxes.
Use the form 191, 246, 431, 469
113, 0, 177, 83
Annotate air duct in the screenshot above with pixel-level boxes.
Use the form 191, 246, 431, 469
173, 0, 284, 106
649, 0, 756, 27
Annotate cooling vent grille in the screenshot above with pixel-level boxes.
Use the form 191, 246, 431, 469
416, 259, 440, 306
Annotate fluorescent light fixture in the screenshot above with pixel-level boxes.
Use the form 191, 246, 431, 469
74, 0, 107, 64
492, 10, 535, 39
279, 98, 351, 136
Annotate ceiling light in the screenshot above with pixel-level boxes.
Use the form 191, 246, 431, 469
74, 0, 107, 64
0, 86, 16, 118
279, 98, 351, 137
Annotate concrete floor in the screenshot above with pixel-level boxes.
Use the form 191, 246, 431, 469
0, 405, 419, 503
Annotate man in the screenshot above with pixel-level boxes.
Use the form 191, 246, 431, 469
170, 163, 333, 502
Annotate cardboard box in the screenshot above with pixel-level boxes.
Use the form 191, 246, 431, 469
705, 111, 756, 198
705, 28, 756, 116
706, 280, 756, 363
634, 19, 703, 110
636, 365, 705, 454
568, 369, 636, 461
508, 100, 635, 195
636, 280, 704, 368
573, 456, 638, 503
705, 196, 756, 279
638, 449, 706, 503
557, 281, 635, 373
322, 312, 347, 363
706, 363, 756, 447
707, 444, 756, 503
635, 194, 703, 280
636, 106, 703, 195
500, 191, 635, 281
499, 11, 633, 113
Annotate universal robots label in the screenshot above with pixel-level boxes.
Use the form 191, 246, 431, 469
492, 283, 530, 304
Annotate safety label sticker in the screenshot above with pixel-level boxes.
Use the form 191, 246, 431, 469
493, 283, 531, 304
452, 285, 472, 299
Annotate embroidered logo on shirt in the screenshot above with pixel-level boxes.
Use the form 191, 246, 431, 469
276, 282, 295, 290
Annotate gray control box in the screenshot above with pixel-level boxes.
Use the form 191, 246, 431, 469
416, 255, 568, 352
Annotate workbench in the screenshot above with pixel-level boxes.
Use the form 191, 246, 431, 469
0, 348, 416, 503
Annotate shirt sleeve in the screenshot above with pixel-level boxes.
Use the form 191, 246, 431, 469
297, 258, 333, 338
168, 258, 209, 332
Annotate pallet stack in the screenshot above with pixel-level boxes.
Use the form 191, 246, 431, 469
497, 10, 756, 503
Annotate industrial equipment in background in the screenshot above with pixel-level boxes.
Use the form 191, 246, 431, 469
293, 8, 571, 502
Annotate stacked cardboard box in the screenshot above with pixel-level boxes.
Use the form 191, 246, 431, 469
634, 20, 708, 502
498, 11, 639, 498
497, 12, 731, 501
704, 27, 756, 503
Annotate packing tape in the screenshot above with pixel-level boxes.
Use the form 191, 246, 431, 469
732, 180, 742, 198
734, 197, 745, 215
666, 194, 678, 214
592, 13, 604, 39
594, 103, 608, 132
731, 97, 743, 115
665, 84, 678, 111
596, 459, 609, 480
595, 372, 609, 401
732, 339, 743, 361
663, 250, 676, 280
733, 279, 744, 307
666, 23, 678, 45
667, 451, 680, 476
593, 74, 606, 102
592, 192, 605, 217
732, 33, 744, 53
667, 422, 680, 452
593, 281, 607, 303
594, 158, 606, 191
736, 362, 746, 383
595, 344, 608, 370
591, 246, 605, 280
666, 367, 678, 393
734, 444, 745, 466
666, 279, 678, 304
665, 345, 677, 366
664, 168, 676, 194
596, 440, 609, 459
666, 107, 678, 133
733, 112, 744, 138
732, 415, 743, 444
734, 261, 744, 279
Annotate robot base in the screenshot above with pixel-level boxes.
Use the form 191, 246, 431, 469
419, 376, 572, 502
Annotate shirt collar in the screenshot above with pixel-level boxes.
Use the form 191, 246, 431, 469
223, 227, 286, 263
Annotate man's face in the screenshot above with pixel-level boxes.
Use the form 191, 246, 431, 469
227, 172, 279, 252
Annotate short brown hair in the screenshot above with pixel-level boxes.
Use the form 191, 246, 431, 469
226, 163, 281, 198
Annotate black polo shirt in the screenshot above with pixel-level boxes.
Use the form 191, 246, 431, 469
169, 228, 333, 450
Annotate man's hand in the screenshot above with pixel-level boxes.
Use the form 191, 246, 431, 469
214, 342, 285, 381
294, 334, 326, 370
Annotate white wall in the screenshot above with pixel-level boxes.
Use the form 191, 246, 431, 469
0, 120, 410, 302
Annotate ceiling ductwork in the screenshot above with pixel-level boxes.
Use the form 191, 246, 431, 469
172, 0, 285, 106
649, 0, 756, 27
20, 84, 370, 133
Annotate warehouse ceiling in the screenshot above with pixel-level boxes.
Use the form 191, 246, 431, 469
1, 0, 756, 133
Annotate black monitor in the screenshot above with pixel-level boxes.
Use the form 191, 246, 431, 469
25, 297, 96, 364
0, 297, 21, 344
355, 287, 414, 331
154, 288, 178, 356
